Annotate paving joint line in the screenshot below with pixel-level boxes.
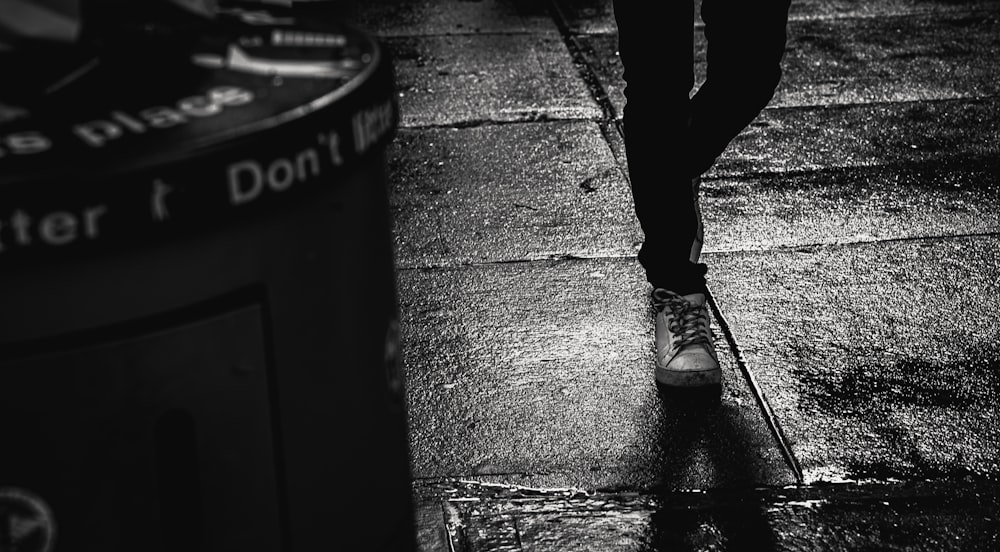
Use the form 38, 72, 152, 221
786, 4, 1000, 24
706, 284, 805, 485
397, 114, 596, 131
707, 231, 1000, 256
763, 92, 1000, 113
545, 0, 623, 129
395, 226, 1000, 272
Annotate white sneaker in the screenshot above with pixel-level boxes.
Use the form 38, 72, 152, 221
653, 288, 720, 387
690, 177, 704, 263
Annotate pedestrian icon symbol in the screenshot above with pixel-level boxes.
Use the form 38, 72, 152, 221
0, 488, 55, 552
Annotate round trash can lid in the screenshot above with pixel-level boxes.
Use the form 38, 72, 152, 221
0, 10, 398, 265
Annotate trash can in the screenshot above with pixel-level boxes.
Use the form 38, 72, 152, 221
0, 9, 414, 551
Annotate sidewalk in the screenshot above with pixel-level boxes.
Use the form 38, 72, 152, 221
335, 0, 1000, 549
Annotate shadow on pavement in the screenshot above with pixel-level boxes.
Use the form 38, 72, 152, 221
644, 384, 780, 551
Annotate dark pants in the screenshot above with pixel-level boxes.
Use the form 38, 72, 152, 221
614, 0, 791, 294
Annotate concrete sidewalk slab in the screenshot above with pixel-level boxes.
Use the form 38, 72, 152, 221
331, 0, 555, 37
708, 98, 1000, 176
700, 160, 1000, 253
388, 121, 636, 268
549, 0, 1000, 32
386, 33, 602, 127
707, 236, 1000, 484
573, 8, 1000, 120
775, 13, 1000, 106
399, 257, 796, 492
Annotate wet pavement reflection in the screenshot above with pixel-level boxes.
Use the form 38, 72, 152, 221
333, 0, 1000, 549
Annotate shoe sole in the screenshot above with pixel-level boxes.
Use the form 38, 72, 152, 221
655, 365, 722, 387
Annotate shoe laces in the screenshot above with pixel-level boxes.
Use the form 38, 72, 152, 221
654, 291, 712, 348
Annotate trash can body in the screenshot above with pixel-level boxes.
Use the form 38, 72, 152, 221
0, 14, 413, 551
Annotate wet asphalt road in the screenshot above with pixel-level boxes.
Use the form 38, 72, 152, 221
330, 0, 1000, 549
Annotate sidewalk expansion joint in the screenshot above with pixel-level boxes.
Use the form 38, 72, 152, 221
707, 230, 1000, 257
706, 285, 805, 485
399, 115, 604, 133
544, 0, 624, 128
763, 92, 1000, 114
396, 254, 617, 272
786, 4, 1000, 24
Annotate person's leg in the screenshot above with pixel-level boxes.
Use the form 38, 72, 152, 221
648, 0, 790, 388
614, 0, 707, 296
687, 0, 792, 177
615, 1, 719, 388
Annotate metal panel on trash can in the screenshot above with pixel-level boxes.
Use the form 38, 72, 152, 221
0, 304, 281, 549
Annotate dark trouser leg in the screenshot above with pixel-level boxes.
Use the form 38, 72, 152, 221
689, 0, 792, 177
614, 0, 706, 295
614, 0, 791, 295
